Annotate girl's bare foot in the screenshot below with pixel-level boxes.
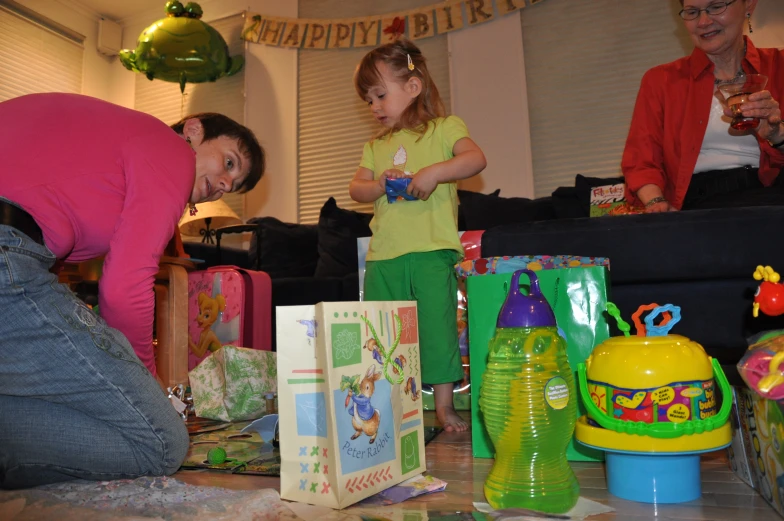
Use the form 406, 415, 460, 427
432, 382, 468, 432
437, 405, 468, 432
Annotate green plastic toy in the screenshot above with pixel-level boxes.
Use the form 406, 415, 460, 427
119, 1, 244, 93
605, 302, 631, 337
206, 446, 246, 468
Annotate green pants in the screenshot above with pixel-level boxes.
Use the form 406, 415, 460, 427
364, 250, 464, 385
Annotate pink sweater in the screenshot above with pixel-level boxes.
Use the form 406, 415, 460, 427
0, 93, 195, 376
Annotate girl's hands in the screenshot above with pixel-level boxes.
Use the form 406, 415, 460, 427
379, 168, 406, 192
407, 166, 440, 201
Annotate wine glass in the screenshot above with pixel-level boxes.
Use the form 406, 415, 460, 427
717, 74, 769, 131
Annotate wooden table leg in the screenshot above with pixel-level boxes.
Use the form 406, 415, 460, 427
154, 263, 190, 389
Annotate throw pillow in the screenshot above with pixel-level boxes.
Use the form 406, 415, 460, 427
457, 189, 499, 230
315, 197, 373, 278
458, 189, 556, 230
247, 217, 319, 278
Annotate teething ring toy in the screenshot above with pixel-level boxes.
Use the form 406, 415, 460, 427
644, 304, 681, 337
632, 303, 672, 336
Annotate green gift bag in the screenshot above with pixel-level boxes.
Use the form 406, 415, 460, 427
468, 267, 611, 461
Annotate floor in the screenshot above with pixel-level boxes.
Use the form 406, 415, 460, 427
175, 411, 782, 520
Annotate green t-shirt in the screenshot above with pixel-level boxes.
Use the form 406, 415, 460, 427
359, 116, 469, 262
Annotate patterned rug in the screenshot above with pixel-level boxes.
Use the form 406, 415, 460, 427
0, 476, 300, 521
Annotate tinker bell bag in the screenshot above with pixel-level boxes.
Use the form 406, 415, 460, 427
276, 302, 426, 509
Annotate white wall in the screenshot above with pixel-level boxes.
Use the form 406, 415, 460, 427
753, 0, 784, 49
449, 12, 534, 198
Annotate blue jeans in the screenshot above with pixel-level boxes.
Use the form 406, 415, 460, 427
0, 223, 189, 489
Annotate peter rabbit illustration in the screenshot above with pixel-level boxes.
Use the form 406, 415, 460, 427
347, 364, 382, 443
404, 376, 419, 401
363, 337, 383, 365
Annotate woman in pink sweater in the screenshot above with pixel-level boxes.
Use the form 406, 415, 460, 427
0, 93, 264, 489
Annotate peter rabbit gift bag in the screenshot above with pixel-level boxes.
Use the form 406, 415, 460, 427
276, 302, 426, 509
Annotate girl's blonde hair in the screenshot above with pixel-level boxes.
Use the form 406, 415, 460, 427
354, 39, 445, 137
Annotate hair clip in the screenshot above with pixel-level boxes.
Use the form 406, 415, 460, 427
407, 53, 414, 71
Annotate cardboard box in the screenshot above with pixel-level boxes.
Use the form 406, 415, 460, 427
727, 386, 755, 488
730, 386, 784, 518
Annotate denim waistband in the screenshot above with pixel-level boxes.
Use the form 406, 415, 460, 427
0, 199, 44, 246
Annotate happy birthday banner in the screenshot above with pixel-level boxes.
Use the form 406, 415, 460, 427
241, 0, 545, 50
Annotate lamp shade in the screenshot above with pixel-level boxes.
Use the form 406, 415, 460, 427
179, 199, 242, 240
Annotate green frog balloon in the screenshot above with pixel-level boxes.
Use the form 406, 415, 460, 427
119, 1, 244, 93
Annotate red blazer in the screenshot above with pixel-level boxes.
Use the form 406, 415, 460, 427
622, 37, 784, 209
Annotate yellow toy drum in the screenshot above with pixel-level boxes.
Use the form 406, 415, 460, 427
575, 304, 732, 504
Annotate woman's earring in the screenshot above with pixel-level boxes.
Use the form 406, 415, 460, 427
188, 203, 198, 216
747, 13, 753, 33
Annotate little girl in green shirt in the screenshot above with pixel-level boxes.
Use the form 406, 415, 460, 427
349, 39, 486, 432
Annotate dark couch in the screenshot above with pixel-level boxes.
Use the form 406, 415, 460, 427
459, 176, 784, 378
185, 176, 784, 371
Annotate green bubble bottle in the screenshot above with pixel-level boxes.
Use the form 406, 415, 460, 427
479, 269, 579, 514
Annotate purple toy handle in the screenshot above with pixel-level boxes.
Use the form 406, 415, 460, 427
496, 269, 558, 329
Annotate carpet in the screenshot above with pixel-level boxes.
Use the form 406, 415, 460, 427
0, 476, 301, 521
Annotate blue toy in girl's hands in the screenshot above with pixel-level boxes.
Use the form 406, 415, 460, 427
386, 177, 418, 203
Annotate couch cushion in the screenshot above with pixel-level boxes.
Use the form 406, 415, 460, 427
458, 189, 555, 230
270, 276, 346, 351
481, 206, 784, 284
248, 217, 319, 278
457, 189, 498, 230
315, 198, 373, 278
342, 272, 360, 301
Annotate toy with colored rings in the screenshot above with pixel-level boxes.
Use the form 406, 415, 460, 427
577, 358, 731, 439
644, 305, 681, 337
631, 303, 672, 337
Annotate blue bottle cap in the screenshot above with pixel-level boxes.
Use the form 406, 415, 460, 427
496, 269, 557, 328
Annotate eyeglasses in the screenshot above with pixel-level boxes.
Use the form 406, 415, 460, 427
679, 0, 738, 21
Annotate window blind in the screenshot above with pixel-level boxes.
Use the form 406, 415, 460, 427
133, 13, 247, 220
520, 0, 690, 197
297, 0, 451, 224
0, 2, 84, 102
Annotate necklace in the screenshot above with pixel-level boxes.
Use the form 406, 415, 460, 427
715, 69, 745, 85
714, 40, 747, 84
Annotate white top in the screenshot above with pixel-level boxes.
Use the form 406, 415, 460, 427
693, 89, 760, 173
